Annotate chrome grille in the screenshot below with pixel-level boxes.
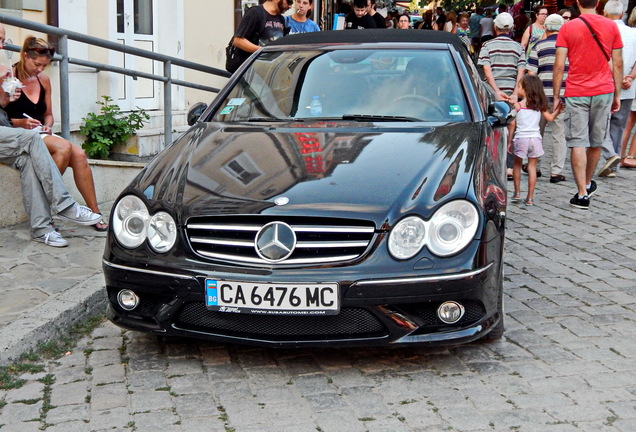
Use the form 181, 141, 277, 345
186, 216, 376, 265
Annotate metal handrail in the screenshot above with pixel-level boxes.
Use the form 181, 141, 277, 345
0, 13, 231, 146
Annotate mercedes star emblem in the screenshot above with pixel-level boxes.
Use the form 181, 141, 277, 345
255, 222, 296, 262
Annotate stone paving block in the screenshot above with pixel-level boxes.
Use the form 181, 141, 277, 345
509, 392, 573, 409
130, 389, 173, 413
489, 408, 557, 429
198, 345, 232, 366
91, 336, 122, 351
243, 366, 289, 389
0, 401, 43, 424
165, 357, 204, 376
91, 322, 122, 339
90, 383, 129, 410
218, 395, 268, 426
45, 403, 89, 424
314, 409, 368, 432
89, 348, 122, 367
50, 351, 86, 370
50, 381, 89, 406
205, 362, 248, 382
133, 410, 181, 432
614, 418, 636, 432
261, 400, 314, 426
584, 371, 636, 389
303, 391, 349, 412
45, 420, 94, 432
89, 406, 132, 430
91, 363, 126, 385
234, 348, 277, 368
276, 354, 323, 376
546, 403, 616, 424
50, 365, 87, 385
606, 400, 636, 419
179, 416, 227, 432
251, 385, 297, 405
292, 373, 337, 396
208, 376, 251, 399
173, 392, 218, 419
4, 381, 44, 403
126, 370, 168, 390
0, 421, 43, 432
126, 353, 167, 372
168, 373, 211, 395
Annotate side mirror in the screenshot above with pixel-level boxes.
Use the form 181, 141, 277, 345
187, 102, 208, 126
487, 101, 515, 128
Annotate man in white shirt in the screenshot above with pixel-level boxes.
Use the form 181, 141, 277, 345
598, 0, 636, 177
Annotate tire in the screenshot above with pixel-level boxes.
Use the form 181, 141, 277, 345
481, 265, 504, 341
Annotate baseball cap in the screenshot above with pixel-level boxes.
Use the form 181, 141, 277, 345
494, 12, 514, 30
544, 14, 564, 31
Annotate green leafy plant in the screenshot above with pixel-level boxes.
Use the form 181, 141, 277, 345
80, 95, 150, 159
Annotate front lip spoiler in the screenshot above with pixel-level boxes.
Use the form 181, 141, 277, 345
103, 260, 197, 281
353, 262, 493, 287
103, 259, 492, 286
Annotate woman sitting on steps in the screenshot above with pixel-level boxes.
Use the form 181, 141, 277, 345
4, 36, 107, 231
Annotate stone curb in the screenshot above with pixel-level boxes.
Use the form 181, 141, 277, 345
0, 274, 107, 365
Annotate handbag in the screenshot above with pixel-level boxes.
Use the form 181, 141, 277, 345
225, 39, 249, 74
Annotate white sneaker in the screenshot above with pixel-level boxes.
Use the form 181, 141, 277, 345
34, 231, 69, 247
57, 203, 101, 225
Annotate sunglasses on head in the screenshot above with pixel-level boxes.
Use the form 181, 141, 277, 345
28, 46, 55, 56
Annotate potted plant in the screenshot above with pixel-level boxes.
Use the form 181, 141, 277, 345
80, 96, 150, 159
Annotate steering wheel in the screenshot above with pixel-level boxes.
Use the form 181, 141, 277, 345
389, 94, 448, 120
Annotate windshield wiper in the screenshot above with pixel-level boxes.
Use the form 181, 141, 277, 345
245, 117, 292, 122
342, 114, 421, 122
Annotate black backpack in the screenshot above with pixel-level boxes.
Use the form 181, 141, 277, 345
225, 5, 266, 74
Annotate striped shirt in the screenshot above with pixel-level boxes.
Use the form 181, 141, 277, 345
526, 34, 568, 104
478, 35, 526, 95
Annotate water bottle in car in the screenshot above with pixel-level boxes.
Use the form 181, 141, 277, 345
309, 95, 322, 116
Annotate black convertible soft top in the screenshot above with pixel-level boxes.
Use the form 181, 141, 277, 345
268, 29, 467, 52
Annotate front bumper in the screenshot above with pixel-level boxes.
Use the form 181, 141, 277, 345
102, 255, 503, 347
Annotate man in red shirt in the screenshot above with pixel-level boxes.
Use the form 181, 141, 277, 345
552, 0, 623, 210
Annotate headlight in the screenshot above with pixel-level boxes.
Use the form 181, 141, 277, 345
112, 196, 177, 253
113, 195, 149, 248
388, 216, 426, 259
388, 200, 479, 259
428, 200, 479, 257
147, 211, 177, 253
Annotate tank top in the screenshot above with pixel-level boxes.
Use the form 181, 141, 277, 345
4, 77, 47, 124
526, 25, 546, 57
514, 107, 542, 139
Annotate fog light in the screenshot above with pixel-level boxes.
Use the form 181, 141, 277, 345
117, 289, 140, 311
437, 301, 465, 324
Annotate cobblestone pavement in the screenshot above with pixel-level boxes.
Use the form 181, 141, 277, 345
0, 157, 635, 431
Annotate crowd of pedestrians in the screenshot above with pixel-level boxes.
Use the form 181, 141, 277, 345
227, 0, 635, 210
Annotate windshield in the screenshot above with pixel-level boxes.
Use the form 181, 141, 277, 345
212, 48, 470, 123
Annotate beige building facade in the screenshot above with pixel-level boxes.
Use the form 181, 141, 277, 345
1, 0, 233, 133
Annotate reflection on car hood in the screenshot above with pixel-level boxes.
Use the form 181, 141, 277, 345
131, 121, 483, 226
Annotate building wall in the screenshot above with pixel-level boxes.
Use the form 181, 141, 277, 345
1, 1, 233, 130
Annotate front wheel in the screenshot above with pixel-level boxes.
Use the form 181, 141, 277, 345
481, 267, 504, 341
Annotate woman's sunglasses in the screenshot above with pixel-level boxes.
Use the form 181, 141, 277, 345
28, 46, 55, 56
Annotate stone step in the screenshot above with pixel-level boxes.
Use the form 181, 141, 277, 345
0, 160, 145, 229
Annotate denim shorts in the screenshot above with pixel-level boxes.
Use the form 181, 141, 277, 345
565, 94, 612, 148
513, 137, 544, 159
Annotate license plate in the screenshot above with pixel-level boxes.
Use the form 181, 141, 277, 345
205, 279, 339, 315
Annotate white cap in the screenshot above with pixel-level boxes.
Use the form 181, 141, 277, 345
544, 14, 564, 31
494, 12, 514, 30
